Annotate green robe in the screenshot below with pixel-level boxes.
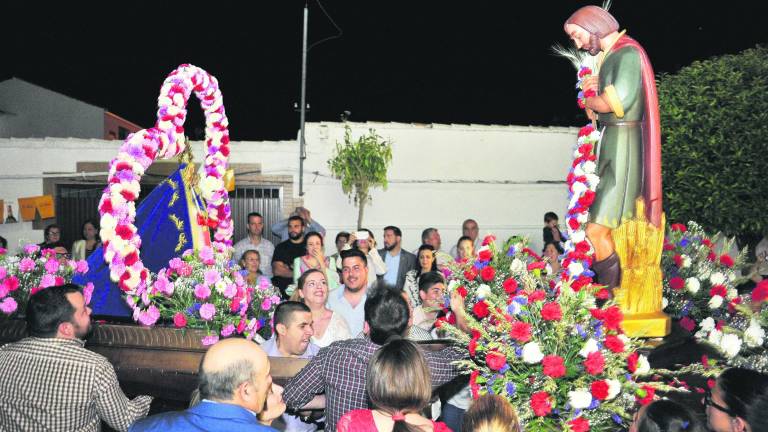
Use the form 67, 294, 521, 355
590, 45, 644, 228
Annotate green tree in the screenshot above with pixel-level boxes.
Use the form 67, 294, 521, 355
327, 126, 393, 229
658, 46, 768, 257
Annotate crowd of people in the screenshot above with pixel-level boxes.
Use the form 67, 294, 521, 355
5, 207, 767, 431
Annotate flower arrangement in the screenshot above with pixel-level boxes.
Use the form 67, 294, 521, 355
0, 244, 93, 317
661, 221, 747, 335
439, 236, 652, 431
99, 64, 233, 301
128, 244, 280, 345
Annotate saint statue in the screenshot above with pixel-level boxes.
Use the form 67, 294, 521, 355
564, 6, 668, 335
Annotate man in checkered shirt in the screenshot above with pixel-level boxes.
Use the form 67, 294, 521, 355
282, 285, 468, 431
0, 284, 152, 431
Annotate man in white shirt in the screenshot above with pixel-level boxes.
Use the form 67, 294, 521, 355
327, 249, 369, 336
419, 227, 452, 269
233, 212, 275, 277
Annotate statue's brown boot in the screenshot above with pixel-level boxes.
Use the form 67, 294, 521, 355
592, 252, 621, 292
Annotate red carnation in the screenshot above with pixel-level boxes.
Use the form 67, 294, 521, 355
509, 321, 532, 343
99, 199, 113, 214
702, 238, 714, 249
589, 308, 605, 320
578, 124, 594, 137
464, 267, 479, 281
527, 261, 546, 271
115, 225, 134, 241
578, 67, 592, 78
710, 284, 727, 298
482, 235, 496, 246
670, 223, 687, 232
627, 352, 639, 373
571, 276, 591, 292
673, 254, 683, 268
707, 251, 716, 262
480, 266, 496, 282
457, 285, 468, 298
595, 288, 611, 300
602, 306, 624, 331
578, 190, 596, 207
469, 370, 480, 399
473, 301, 490, 319
591, 379, 610, 400
636, 385, 656, 405
173, 312, 187, 328
486, 350, 507, 371
503, 278, 518, 294
584, 351, 605, 375
568, 417, 590, 432
468, 337, 478, 356
542, 355, 566, 378
54, 276, 65, 286
680, 316, 696, 332
478, 249, 492, 262
663, 242, 675, 251
541, 302, 562, 321
568, 218, 580, 230
527, 290, 546, 302
719, 254, 735, 268
752, 280, 768, 303
669, 277, 685, 291
604, 335, 625, 353
530, 391, 552, 417
3, 276, 19, 292
124, 251, 139, 267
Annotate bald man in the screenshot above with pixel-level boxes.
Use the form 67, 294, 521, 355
130, 338, 284, 432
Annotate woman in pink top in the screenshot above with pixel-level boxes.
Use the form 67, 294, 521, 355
337, 338, 452, 432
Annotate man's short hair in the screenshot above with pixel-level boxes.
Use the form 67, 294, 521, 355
247, 212, 263, 222
418, 271, 445, 293
26, 284, 81, 338
383, 226, 402, 238
198, 358, 254, 401
364, 285, 409, 345
273, 301, 311, 340
544, 212, 559, 223
341, 248, 367, 267
288, 214, 305, 227
421, 228, 437, 243
335, 231, 350, 243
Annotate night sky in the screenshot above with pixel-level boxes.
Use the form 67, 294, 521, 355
2, 1, 766, 140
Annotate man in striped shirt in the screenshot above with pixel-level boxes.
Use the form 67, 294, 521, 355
0, 284, 152, 431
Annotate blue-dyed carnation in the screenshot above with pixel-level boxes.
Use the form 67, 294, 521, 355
474, 261, 488, 271
487, 384, 495, 395
507, 303, 521, 315
499, 364, 510, 373
513, 295, 528, 305
575, 324, 587, 339
612, 413, 624, 424
680, 238, 690, 247
506, 382, 516, 396
582, 269, 595, 278
589, 399, 600, 410
515, 347, 523, 357
507, 246, 516, 257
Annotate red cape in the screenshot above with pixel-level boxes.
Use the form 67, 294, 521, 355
611, 35, 663, 227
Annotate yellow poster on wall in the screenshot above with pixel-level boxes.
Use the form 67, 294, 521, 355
18, 195, 55, 221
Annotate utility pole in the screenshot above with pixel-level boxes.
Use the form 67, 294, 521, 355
298, 3, 309, 196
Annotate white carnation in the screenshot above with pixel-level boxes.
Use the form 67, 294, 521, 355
635, 354, 651, 375
685, 277, 700, 294
744, 319, 765, 348
681, 254, 692, 268
728, 271, 737, 282
568, 261, 585, 276
709, 295, 724, 309
476, 284, 492, 299
708, 329, 723, 345
727, 289, 738, 300
522, 342, 544, 364
710, 272, 726, 286
571, 231, 586, 243
579, 338, 599, 358
448, 279, 460, 291
510, 258, 526, 274
700, 317, 716, 332
662, 297, 669, 309
572, 181, 587, 195
576, 212, 588, 223
719, 334, 743, 359
582, 160, 596, 174
585, 173, 600, 188
698, 267, 711, 280
568, 389, 593, 409
606, 379, 622, 400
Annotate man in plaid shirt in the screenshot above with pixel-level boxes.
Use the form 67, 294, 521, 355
283, 285, 468, 431
0, 284, 152, 431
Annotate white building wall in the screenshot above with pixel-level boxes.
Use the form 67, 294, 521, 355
0, 121, 578, 254
0, 78, 105, 139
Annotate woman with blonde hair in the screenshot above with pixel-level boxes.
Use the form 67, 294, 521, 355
462, 394, 520, 432
337, 338, 450, 432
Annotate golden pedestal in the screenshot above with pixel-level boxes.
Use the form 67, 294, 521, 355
611, 199, 671, 338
